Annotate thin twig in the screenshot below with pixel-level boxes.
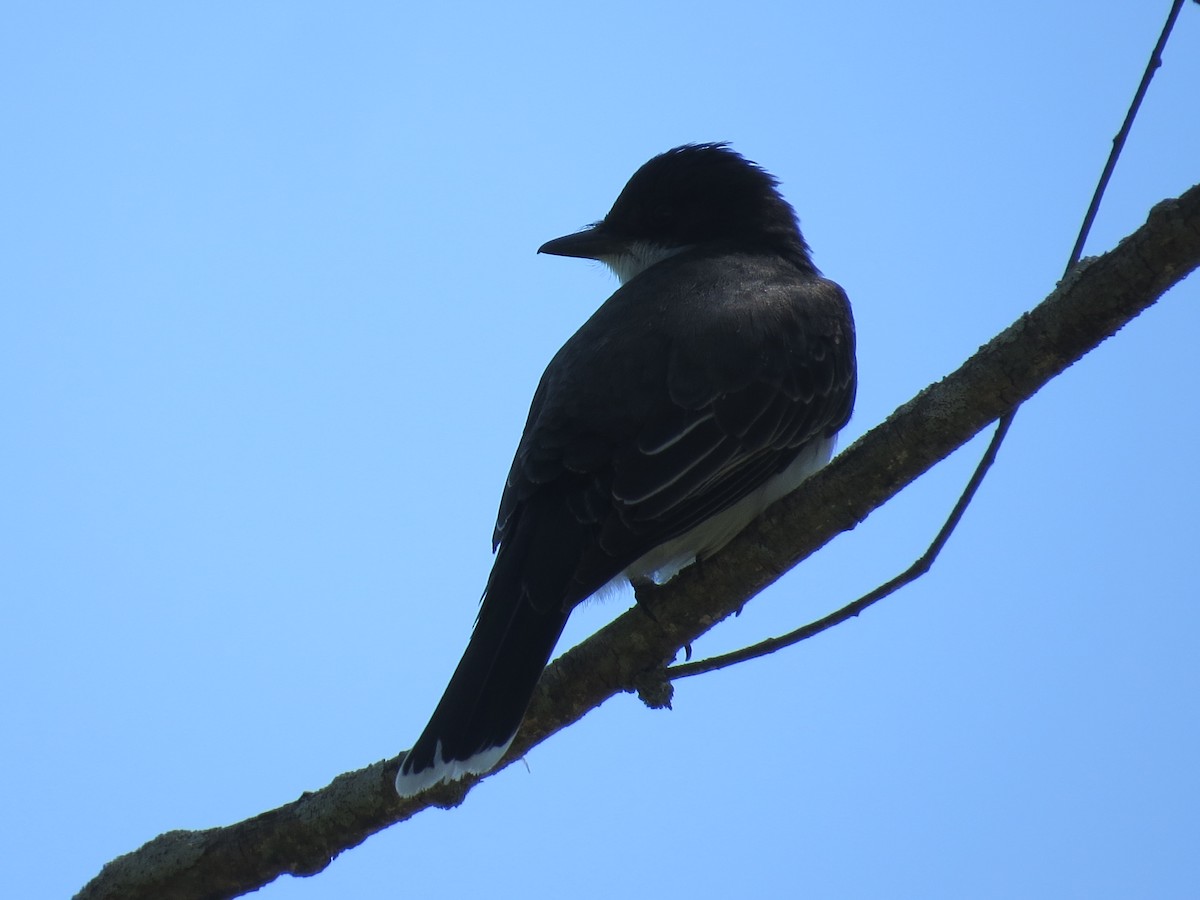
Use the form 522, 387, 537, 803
1067, 0, 1189, 274
667, 0, 1189, 682
668, 414, 1012, 679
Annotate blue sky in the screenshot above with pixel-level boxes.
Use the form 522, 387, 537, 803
3, 3, 1198, 898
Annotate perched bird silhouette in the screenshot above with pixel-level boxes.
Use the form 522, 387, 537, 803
395, 143, 857, 797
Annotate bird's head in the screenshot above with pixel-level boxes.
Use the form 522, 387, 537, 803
538, 143, 811, 283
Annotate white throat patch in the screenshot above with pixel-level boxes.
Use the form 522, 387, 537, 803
601, 241, 689, 284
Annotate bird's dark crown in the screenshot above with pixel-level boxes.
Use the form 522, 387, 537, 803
601, 143, 810, 263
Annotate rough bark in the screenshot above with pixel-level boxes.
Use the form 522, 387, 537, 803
76, 184, 1200, 900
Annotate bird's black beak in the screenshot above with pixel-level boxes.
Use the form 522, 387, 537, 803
538, 223, 626, 260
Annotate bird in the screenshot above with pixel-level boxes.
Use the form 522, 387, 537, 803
395, 143, 856, 797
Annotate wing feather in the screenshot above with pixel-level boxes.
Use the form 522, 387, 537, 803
491, 251, 856, 605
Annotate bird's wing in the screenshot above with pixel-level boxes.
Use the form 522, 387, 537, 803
493, 256, 856, 610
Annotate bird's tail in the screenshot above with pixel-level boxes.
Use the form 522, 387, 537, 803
395, 587, 571, 798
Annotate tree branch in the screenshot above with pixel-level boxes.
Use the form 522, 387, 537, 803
77, 183, 1200, 900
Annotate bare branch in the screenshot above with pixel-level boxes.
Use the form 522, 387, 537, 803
77, 183, 1200, 900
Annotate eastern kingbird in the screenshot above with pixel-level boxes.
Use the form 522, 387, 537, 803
395, 143, 856, 797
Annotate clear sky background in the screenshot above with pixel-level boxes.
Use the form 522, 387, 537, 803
3, 3, 1198, 898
